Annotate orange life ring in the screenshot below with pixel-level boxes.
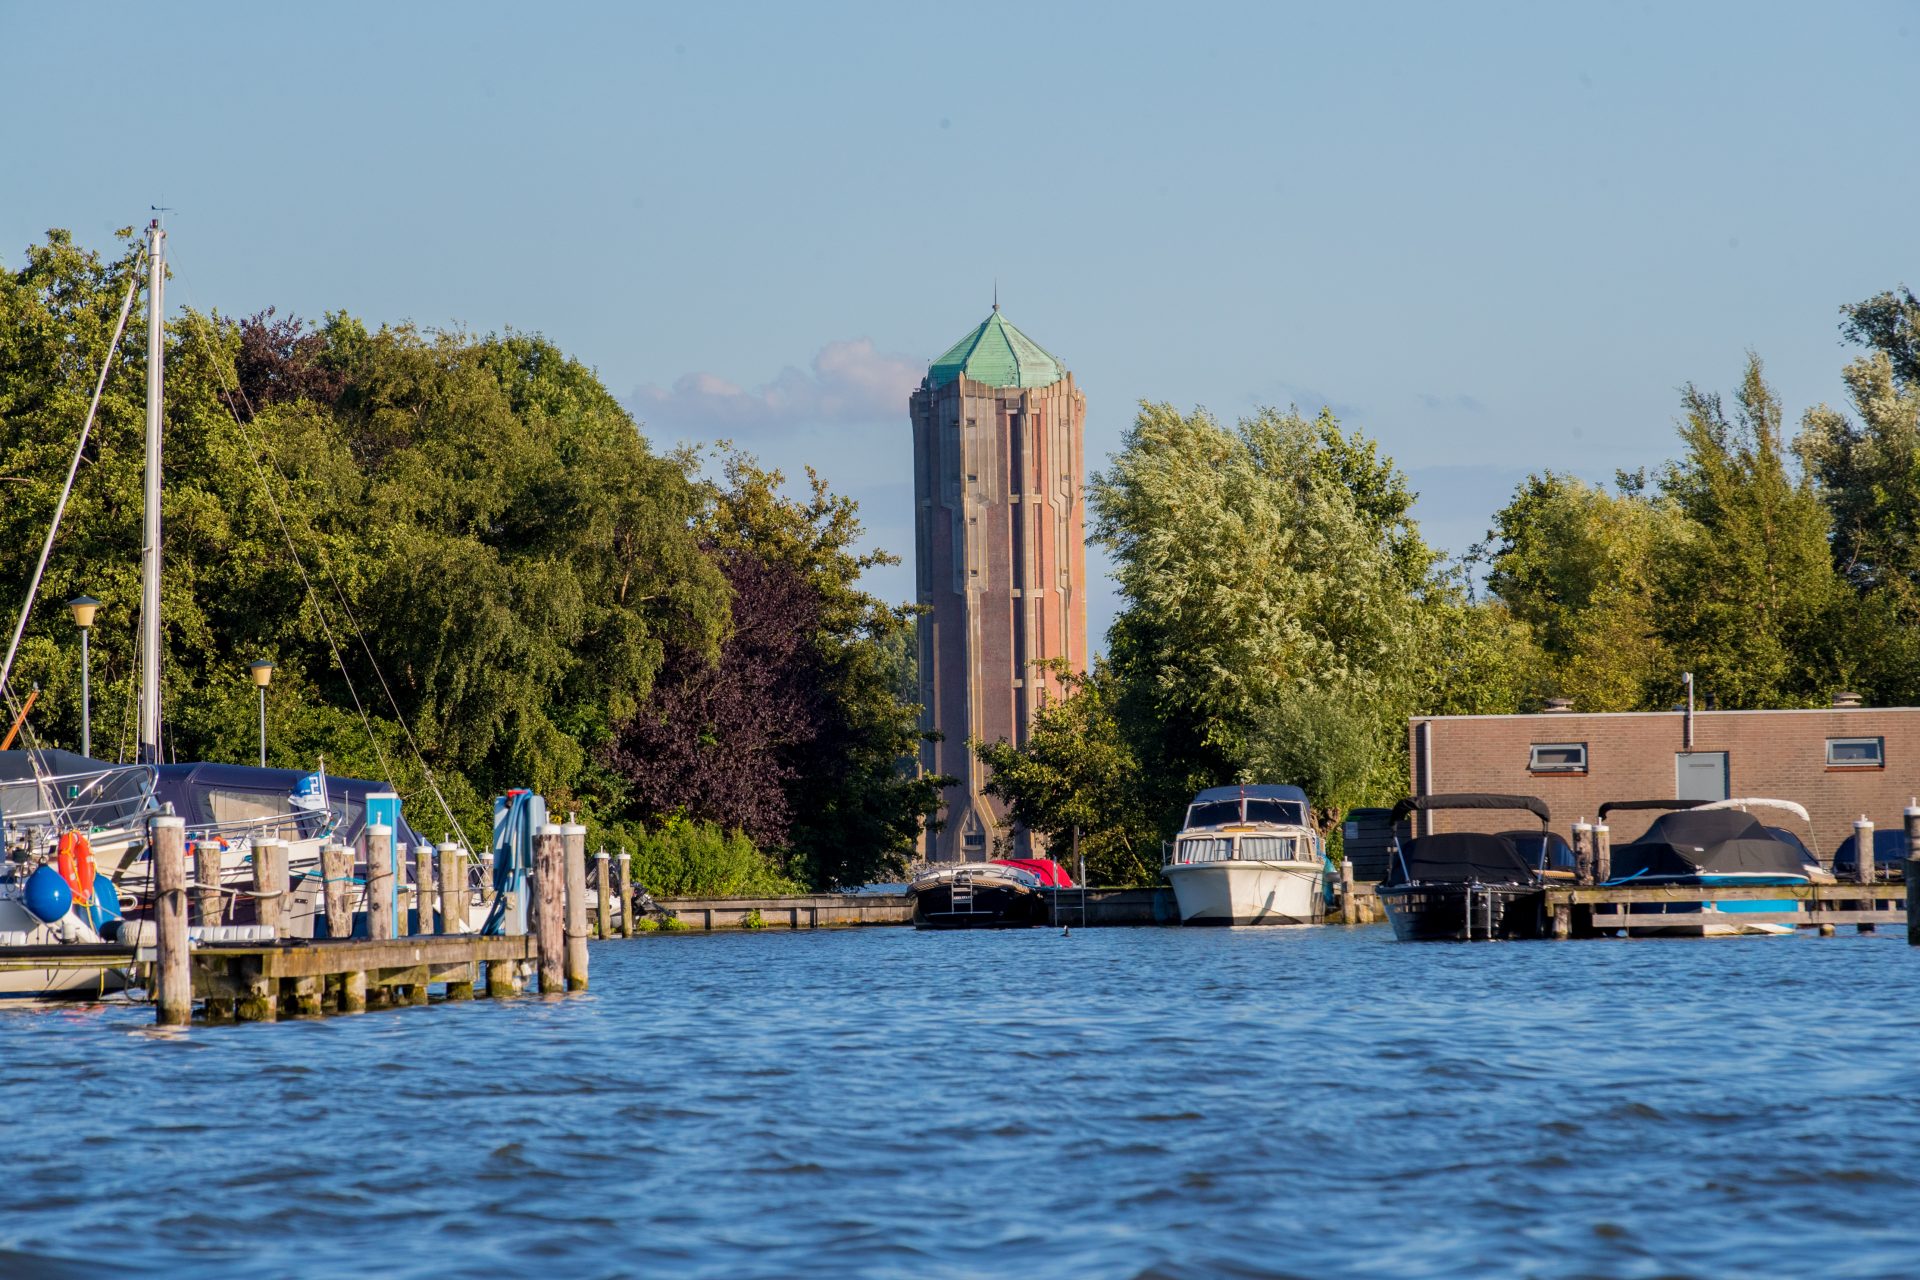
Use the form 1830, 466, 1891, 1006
57, 831, 96, 904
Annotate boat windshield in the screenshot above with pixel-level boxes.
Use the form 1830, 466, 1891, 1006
1245, 798, 1307, 826
1186, 799, 1241, 828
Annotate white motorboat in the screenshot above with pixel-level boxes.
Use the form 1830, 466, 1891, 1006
1163, 785, 1326, 925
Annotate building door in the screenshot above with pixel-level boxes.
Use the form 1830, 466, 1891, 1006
1676, 752, 1729, 802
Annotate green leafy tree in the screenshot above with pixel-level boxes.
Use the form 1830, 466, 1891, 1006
1653, 355, 1852, 707
975, 660, 1161, 886
1473, 471, 1678, 710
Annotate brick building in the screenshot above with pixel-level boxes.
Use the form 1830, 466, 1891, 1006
911, 308, 1087, 861
1407, 698, 1918, 862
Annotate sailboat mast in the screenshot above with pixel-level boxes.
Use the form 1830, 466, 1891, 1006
138, 219, 165, 764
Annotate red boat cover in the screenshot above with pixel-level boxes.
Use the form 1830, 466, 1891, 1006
990, 858, 1074, 887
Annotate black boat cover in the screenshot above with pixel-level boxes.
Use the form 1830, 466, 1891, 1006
1383, 832, 1537, 886
1501, 830, 1576, 873
1389, 793, 1550, 826
1610, 809, 1811, 880
1833, 827, 1907, 877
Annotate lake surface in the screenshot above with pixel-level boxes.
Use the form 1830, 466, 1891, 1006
2, 924, 1917, 1278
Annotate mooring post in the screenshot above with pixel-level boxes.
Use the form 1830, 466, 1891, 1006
533, 823, 565, 993
1572, 821, 1593, 886
413, 843, 436, 935
1339, 858, 1357, 925
479, 852, 497, 913
254, 839, 289, 938
1593, 823, 1611, 885
321, 843, 352, 938
1853, 815, 1877, 935
193, 835, 222, 928
1905, 801, 1920, 947
615, 848, 634, 937
486, 956, 516, 998
438, 842, 466, 934
341, 969, 367, 1014
593, 848, 611, 940
152, 815, 191, 1026
365, 823, 395, 941
563, 822, 589, 991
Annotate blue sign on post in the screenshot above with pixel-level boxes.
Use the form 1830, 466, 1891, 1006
365, 791, 402, 937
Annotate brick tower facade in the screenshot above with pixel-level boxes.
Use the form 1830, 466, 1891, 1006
910, 308, 1087, 861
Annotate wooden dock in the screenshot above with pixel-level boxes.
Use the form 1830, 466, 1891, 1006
1544, 880, 1909, 938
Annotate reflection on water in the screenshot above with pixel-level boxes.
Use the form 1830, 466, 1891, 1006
2, 926, 1917, 1278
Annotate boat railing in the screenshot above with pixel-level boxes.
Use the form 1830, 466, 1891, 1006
0, 763, 158, 836
185, 809, 336, 847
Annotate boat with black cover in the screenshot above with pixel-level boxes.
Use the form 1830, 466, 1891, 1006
908, 858, 1068, 929
1376, 793, 1559, 941
1601, 798, 1828, 936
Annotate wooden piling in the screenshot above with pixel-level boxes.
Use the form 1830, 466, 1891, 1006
152, 815, 191, 1026
322, 843, 352, 938
254, 839, 289, 938
1593, 823, 1611, 885
365, 823, 395, 941
594, 848, 611, 940
486, 957, 516, 998
341, 968, 367, 1013
1572, 821, 1593, 886
479, 853, 496, 912
1338, 858, 1357, 925
563, 822, 589, 991
1855, 816, 1876, 886
615, 849, 634, 937
414, 843, 436, 935
438, 842, 466, 934
1905, 802, 1920, 947
533, 824, 565, 993
291, 975, 323, 1017
193, 834, 222, 927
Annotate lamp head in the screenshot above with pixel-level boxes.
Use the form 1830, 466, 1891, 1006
67, 596, 100, 629
248, 660, 275, 688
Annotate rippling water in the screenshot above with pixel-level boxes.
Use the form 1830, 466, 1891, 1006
2, 925, 1917, 1278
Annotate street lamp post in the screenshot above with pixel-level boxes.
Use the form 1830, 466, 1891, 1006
67, 596, 99, 758
248, 661, 275, 768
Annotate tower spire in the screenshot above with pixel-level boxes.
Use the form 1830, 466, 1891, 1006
993, 279, 998, 312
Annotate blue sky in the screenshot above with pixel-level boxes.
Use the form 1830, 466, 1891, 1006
5, 1, 1917, 646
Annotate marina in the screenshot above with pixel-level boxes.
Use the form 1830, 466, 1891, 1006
4, 924, 1917, 1279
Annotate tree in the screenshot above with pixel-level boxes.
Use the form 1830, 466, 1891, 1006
976, 661, 1161, 886
1653, 355, 1851, 707
605, 451, 943, 889
1, 229, 729, 847
1474, 471, 1677, 711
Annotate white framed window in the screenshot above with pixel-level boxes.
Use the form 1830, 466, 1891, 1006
1529, 742, 1588, 773
1827, 737, 1885, 768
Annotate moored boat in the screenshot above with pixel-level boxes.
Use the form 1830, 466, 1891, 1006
1376, 794, 1558, 941
908, 858, 1066, 929
1601, 798, 1827, 936
1162, 784, 1326, 925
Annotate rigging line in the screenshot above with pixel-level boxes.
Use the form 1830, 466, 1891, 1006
169, 270, 475, 857
0, 266, 141, 698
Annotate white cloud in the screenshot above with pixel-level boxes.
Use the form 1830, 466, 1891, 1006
626, 338, 922, 436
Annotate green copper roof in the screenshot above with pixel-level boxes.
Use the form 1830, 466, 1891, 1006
926, 308, 1065, 390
